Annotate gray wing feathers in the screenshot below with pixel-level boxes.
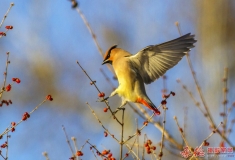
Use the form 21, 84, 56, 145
129, 33, 196, 84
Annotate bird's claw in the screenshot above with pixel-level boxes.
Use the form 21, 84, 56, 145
97, 97, 109, 102
113, 107, 125, 115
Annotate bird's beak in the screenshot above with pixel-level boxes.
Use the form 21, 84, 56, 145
102, 59, 110, 65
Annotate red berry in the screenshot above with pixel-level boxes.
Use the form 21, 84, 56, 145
5, 84, 11, 92
144, 143, 149, 147
5, 26, 13, 29
104, 131, 108, 137
155, 109, 161, 115
204, 141, 209, 146
103, 107, 108, 112
108, 153, 112, 157
46, 95, 53, 101
161, 100, 167, 105
151, 146, 156, 150
15, 78, 21, 84
102, 150, 110, 155
171, 91, 175, 96
11, 127, 15, 132
143, 121, 148, 126
0, 32, 6, 36
98, 92, 105, 98
220, 141, 225, 147
22, 112, 30, 121
11, 122, 16, 126
76, 151, 83, 156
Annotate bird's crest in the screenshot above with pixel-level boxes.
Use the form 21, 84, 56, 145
103, 45, 118, 61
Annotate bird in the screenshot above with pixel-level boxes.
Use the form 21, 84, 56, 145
102, 33, 196, 115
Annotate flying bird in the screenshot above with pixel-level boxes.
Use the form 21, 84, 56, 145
102, 33, 196, 114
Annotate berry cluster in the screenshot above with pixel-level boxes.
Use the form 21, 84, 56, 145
0, 25, 13, 36
144, 139, 156, 154
100, 149, 116, 160
0, 99, 12, 107
46, 95, 53, 101
11, 122, 16, 132
12, 78, 21, 83
22, 112, 30, 121
203, 140, 210, 146
1, 142, 8, 148
76, 151, 83, 156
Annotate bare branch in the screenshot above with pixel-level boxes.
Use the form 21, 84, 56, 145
0, 3, 14, 28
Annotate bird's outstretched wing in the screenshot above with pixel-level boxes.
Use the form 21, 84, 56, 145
128, 33, 196, 84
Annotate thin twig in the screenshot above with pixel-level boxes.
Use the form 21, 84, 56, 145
71, 137, 79, 160
162, 75, 167, 94
62, 125, 75, 157
0, 153, 6, 160
173, 116, 193, 155
227, 103, 235, 124
222, 68, 228, 136
227, 119, 235, 138
142, 134, 147, 160
175, 22, 234, 149
124, 144, 139, 160
75, 7, 103, 56
0, 99, 47, 137
0, 52, 10, 100
123, 112, 154, 144
90, 148, 99, 160
86, 140, 109, 159
79, 140, 89, 151
134, 101, 183, 150
136, 118, 139, 159
189, 122, 223, 160
0, 3, 14, 28
123, 137, 137, 160
120, 108, 125, 159
6, 133, 9, 159
74, 6, 116, 76
42, 152, 50, 160
77, 61, 122, 125
158, 106, 167, 160
183, 107, 188, 143
176, 79, 205, 114
86, 102, 120, 143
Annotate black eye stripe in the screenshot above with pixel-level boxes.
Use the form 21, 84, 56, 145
104, 45, 117, 60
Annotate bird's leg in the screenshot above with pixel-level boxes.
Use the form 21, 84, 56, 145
100, 90, 117, 102
114, 99, 127, 114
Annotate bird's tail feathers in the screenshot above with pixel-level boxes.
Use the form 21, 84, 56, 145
136, 97, 161, 115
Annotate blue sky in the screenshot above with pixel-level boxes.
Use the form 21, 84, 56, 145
0, 1, 234, 160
